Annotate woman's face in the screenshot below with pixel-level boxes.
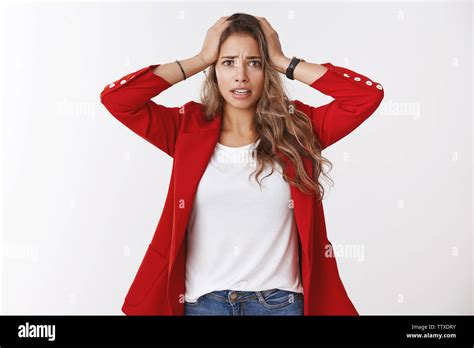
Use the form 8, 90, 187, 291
215, 34, 264, 111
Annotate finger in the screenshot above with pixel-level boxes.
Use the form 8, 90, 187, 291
217, 16, 229, 24
214, 17, 230, 30
219, 19, 231, 29
261, 20, 277, 36
261, 18, 274, 31
257, 17, 268, 31
258, 17, 271, 31
259, 17, 273, 29
219, 16, 230, 24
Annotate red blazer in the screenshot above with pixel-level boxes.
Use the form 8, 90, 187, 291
100, 62, 384, 316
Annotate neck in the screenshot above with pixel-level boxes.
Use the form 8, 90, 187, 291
221, 104, 257, 139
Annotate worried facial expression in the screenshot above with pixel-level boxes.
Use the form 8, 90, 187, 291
215, 34, 265, 110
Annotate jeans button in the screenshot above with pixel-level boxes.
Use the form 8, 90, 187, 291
229, 292, 238, 301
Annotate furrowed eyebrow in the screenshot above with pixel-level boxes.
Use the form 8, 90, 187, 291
221, 56, 261, 59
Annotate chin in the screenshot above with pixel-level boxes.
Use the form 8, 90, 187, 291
230, 101, 257, 109
227, 95, 257, 105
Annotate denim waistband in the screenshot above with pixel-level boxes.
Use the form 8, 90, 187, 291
202, 288, 302, 304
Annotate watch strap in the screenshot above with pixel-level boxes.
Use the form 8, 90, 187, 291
285, 56, 305, 80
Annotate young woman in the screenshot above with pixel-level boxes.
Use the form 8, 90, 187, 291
100, 13, 384, 316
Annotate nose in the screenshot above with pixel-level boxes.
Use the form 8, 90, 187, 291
234, 61, 248, 83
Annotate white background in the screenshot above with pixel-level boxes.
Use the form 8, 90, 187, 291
0, 0, 471, 314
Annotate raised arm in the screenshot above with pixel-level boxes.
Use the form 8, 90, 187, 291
99, 16, 231, 157
255, 17, 384, 150
99, 55, 209, 157
275, 57, 384, 151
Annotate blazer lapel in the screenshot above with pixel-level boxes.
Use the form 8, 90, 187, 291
169, 109, 222, 270
281, 152, 315, 284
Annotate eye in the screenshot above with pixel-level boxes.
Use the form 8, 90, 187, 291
249, 60, 262, 67
222, 60, 262, 67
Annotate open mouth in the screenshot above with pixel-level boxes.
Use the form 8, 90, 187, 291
230, 88, 252, 97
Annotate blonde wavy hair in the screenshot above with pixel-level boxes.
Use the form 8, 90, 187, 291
200, 12, 334, 201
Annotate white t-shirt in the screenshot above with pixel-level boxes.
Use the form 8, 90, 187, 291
184, 138, 304, 302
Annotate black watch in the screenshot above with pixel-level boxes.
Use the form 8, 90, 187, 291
285, 56, 305, 80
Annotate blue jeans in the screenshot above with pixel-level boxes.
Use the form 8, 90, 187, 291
184, 288, 304, 316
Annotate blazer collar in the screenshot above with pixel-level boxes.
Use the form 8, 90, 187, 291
190, 107, 222, 133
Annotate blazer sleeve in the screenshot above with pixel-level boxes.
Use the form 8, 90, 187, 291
293, 62, 384, 151
100, 64, 185, 158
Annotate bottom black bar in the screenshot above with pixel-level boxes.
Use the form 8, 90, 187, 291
0, 315, 472, 346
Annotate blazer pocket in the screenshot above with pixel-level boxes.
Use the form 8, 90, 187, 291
124, 243, 168, 306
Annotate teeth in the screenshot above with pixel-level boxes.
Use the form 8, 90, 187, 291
233, 89, 250, 94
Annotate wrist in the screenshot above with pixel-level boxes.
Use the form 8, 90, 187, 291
196, 53, 212, 69
274, 55, 291, 74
